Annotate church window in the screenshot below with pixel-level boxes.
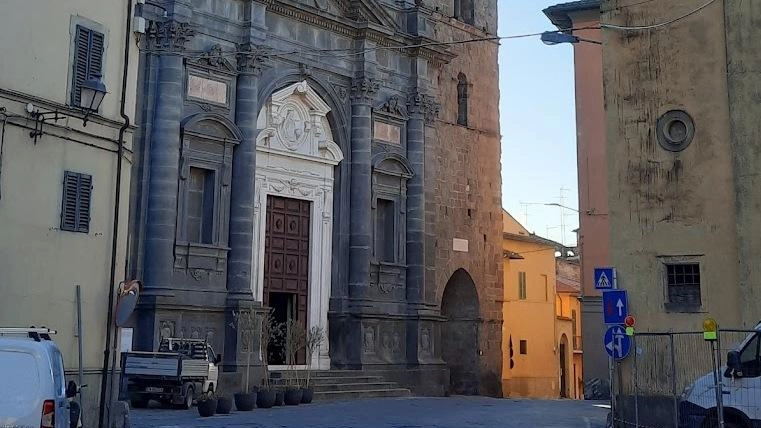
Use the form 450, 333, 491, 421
454, 0, 475, 25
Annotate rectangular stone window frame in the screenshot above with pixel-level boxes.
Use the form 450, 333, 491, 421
184, 66, 234, 110
66, 16, 109, 111
371, 191, 404, 265
658, 255, 705, 313
176, 136, 233, 249
519, 339, 527, 355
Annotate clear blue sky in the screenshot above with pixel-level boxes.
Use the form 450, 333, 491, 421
498, 1, 579, 246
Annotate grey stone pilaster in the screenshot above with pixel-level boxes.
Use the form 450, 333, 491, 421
226, 44, 269, 299
142, 20, 194, 294
405, 92, 426, 304
224, 43, 270, 372
348, 77, 380, 299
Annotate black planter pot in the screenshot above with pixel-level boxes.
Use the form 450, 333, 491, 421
234, 393, 256, 411
197, 399, 217, 417
256, 388, 276, 409
274, 390, 284, 406
216, 396, 233, 414
300, 387, 314, 404
284, 388, 303, 406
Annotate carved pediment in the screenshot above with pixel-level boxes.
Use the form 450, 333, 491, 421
257, 81, 344, 165
189, 44, 237, 75
372, 152, 414, 178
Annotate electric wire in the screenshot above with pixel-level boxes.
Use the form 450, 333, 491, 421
600, 0, 718, 31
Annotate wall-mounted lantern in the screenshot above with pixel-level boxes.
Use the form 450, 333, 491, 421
27, 76, 107, 143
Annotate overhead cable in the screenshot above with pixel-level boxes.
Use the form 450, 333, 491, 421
600, 0, 718, 31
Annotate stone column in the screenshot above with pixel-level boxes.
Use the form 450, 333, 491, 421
405, 91, 426, 304
227, 43, 269, 299
223, 43, 269, 373
348, 77, 379, 299
142, 20, 194, 294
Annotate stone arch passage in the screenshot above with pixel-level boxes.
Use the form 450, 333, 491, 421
441, 268, 480, 395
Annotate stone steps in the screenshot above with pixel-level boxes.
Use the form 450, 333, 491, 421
268, 370, 411, 401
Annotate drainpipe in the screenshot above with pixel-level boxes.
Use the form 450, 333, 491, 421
98, 0, 132, 426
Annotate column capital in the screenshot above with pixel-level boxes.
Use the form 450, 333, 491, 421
236, 43, 271, 76
146, 20, 195, 53
406, 90, 440, 124
351, 77, 381, 105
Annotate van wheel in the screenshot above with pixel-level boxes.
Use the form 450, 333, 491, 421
130, 398, 148, 409
180, 386, 194, 410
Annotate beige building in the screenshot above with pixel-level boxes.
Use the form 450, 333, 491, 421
0, 0, 138, 422
602, 0, 761, 424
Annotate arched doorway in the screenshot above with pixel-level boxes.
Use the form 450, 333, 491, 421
441, 268, 480, 395
251, 81, 343, 370
559, 334, 569, 398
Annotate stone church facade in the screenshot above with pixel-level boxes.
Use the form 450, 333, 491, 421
127, 0, 502, 396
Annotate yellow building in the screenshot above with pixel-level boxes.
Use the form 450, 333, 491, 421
501, 210, 584, 399
556, 258, 584, 399
0, 0, 138, 422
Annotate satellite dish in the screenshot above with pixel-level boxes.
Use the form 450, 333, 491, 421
115, 280, 141, 327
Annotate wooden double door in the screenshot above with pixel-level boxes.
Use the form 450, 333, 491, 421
264, 195, 310, 365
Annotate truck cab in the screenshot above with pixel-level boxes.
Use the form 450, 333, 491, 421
680, 323, 761, 428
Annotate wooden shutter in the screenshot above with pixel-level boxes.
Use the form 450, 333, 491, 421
61, 172, 92, 233
71, 25, 105, 106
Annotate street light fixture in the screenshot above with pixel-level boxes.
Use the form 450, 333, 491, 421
544, 202, 580, 213
541, 31, 601, 46
79, 76, 108, 126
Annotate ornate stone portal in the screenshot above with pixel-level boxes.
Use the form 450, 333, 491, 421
251, 81, 343, 370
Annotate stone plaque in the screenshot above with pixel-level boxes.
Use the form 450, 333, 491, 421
188, 75, 228, 104
453, 238, 469, 253
373, 121, 401, 145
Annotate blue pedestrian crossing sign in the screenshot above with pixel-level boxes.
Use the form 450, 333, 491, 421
604, 325, 632, 360
602, 289, 628, 325
594, 267, 616, 290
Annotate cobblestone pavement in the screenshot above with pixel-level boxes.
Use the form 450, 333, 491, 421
130, 396, 609, 428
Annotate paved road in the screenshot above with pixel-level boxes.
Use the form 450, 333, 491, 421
130, 396, 609, 427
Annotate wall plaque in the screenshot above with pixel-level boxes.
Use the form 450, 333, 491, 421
188, 75, 228, 105
373, 121, 401, 145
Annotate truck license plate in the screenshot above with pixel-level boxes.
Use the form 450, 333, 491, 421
146, 387, 163, 393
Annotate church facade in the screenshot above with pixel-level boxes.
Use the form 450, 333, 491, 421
127, 0, 502, 396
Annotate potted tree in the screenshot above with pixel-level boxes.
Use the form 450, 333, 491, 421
256, 308, 278, 409
301, 326, 325, 404
231, 307, 258, 411
283, 319, 306, 406
196, 391, 217, 417
215, 385, 233, 415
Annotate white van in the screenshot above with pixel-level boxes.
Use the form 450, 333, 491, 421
0, 328, 79, 428
679, 323, 761, 428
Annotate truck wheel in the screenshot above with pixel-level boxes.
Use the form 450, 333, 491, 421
130, 398, 149, 409
181, 386, 194, 410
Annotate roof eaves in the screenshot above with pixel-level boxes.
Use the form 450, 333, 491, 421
543, 0, 601, 30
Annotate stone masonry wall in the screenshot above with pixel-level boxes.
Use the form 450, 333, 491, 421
428, 3, 504, 397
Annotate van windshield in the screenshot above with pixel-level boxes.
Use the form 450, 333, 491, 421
0, 350, 41, 408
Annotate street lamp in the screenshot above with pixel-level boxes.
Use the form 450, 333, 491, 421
544, 202, 580, 213
79, 76, 108, 126
541, 31, 601, 46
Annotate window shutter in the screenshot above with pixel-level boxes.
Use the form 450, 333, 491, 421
61, 171, 92, 233
77, 174, 92, 233
61, 172, 79, 231
71, 26, 104, 107
89, 31, 104, 80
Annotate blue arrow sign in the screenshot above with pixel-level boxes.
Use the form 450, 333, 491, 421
594, 267, 616, 290
602, 290, 628, 325
604, 325, 631, 360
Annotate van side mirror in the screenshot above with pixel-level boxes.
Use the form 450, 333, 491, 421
727, 351, 741, 370
66, 380, 78, 398
214, 354, 222, 364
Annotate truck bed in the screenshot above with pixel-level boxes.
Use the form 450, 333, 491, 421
124, 352, 209, 378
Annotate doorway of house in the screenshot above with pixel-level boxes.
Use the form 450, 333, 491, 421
559, 339, 568, 398
263, 195, 310, 365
